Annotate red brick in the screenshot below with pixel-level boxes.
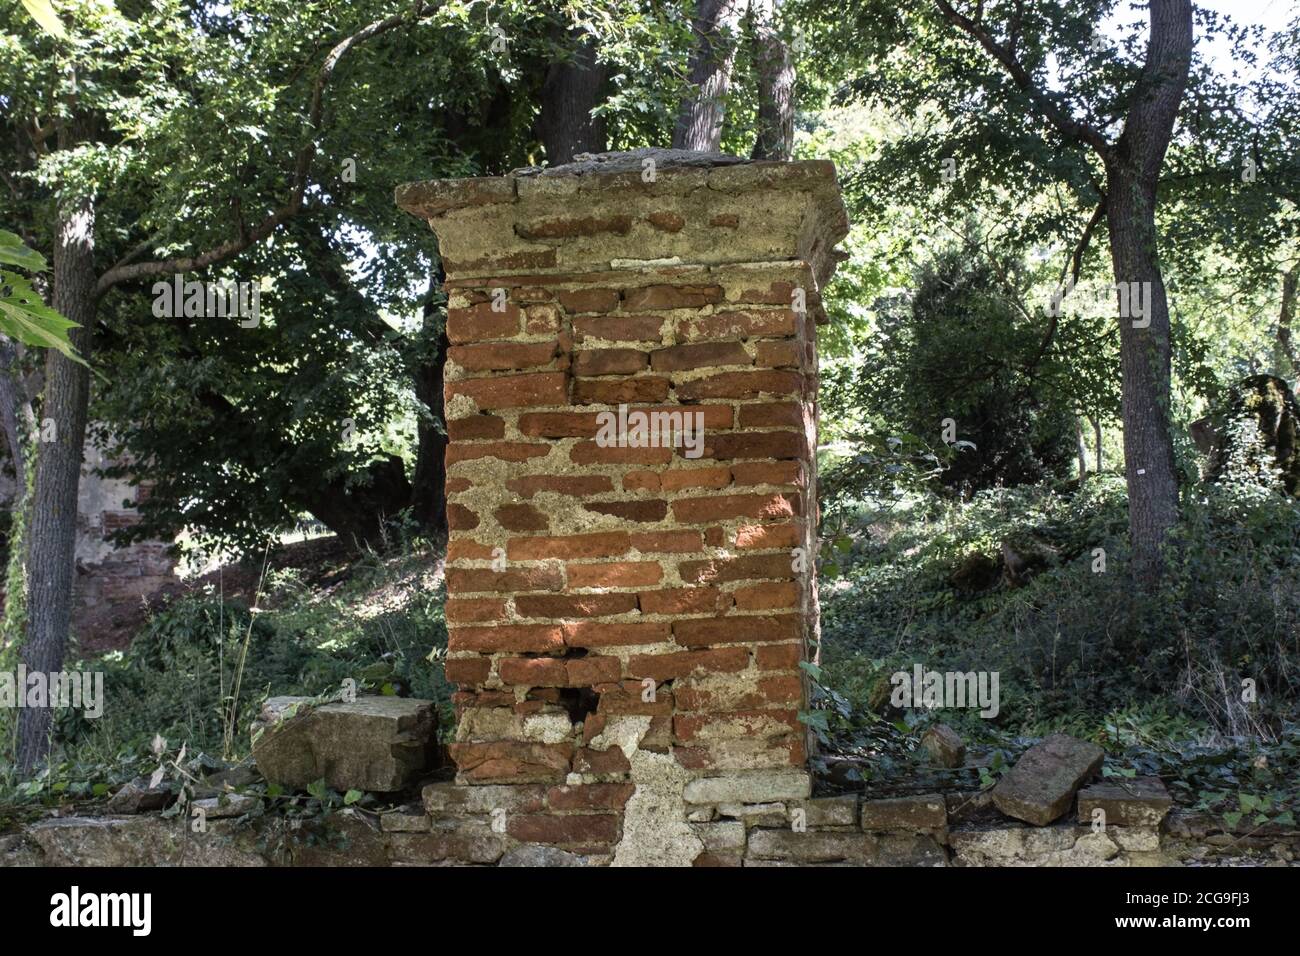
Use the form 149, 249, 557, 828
680, 309, 796, 340
546, 783, 635, 811
675, 370, 801, 401
631, 530, 703, 553
495, 503, 549, 532
517, 411, 601, 438
446, 415, 506, 440
735, 523, 800, 549
672, 493, 800, 523
728, 279, 797, 305
449, 741, 573, 783
514, 592, 638, 618
730, 460, 803, 487
593, 680, 674, 716
645, 212, 685, 232
650, 341, 751, 372
557, 288, 620, 313
448, 624, 566, 653
446, 538, 494, 561
673, 614, 801, 648
734, 580, 800, 610
447, 372, 568, 410
758, 675, 804, 702
697, 431, 804, 461
739, 401, 804, 428
674, 709, 801, 743
573, 747, 631, 774
443, 657, 492, 685
445, 477, 473, 493
564, 620, 670, 648
449, 340, 560, 371
574, 349, 648, 376
638, 587, 729, 615
574, 376, 670, 404
573, 315, 665, 342
755, 339, 802, 368
657, 467, 732, 491
498, 655, 622, 687
507, 813, 620, 846
756, 643, 802, 670
508, 474, 614, 498
678, 553, 797, 584
444, 597, 508, 624
626, 648, 750, 681
584, 499, 668, 522
570, 441, 673, 466
622, 470, 660, 492
508, 532, 631, 560
446, 442, 550, 464
709, 214, 739, 228
566, 561, 663, 588
446, 566, 564, 594
623, 284, 723, 310
447, 504, 479, 530
446, 302, 520, 344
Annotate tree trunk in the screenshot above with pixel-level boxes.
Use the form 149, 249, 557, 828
1075, 416, 1088, 480
672, 0, 743, 151
17, 194, 95, 773
410, 273, 449, 538
0, 337, 29, 490
1092, 415, 1103, 473
1279, 261, 1298, 375
1103, 0, 1192, 585
749, 0, 795, 161
538, 34, 608, 165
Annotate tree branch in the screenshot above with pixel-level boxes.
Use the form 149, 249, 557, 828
931, 0, 1112, 158
94, 1, 425, 297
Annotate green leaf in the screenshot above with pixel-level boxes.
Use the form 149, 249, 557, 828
0, 231, 47, 271
0, 271, 85, 365
343, 789, 363, 806
21, 0, 67, 39
1222, 810, 1243, 828
305, 778, 328, 800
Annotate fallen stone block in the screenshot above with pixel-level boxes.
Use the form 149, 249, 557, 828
1076, 776, 1172, 828
860, 793, 946, 831
252, 695, 438, 793
948, 824, 1121, 867
921, 723, 966, 768
991, 734, 1103, 825
106, 779, 174, 815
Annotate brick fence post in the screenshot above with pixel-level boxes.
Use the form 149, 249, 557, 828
397, 149, 848, 865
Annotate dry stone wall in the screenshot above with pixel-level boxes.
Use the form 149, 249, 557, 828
396, 149, 849, 864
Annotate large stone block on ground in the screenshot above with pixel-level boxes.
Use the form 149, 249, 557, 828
1076, 776, 1172, 827
252, 695, 438, 792
991, 734, 1103, 826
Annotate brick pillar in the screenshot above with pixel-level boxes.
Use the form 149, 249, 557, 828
397, 149, 848, 865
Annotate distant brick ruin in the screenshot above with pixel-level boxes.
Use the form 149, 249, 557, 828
1, 435, 175, 642
396, 149, 849, 864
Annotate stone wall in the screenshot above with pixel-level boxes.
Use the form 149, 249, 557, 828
396, 149, 849, 864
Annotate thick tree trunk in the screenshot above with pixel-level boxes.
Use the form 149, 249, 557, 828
1075, 417, 1088, 480
410, 274, 449, 538
1278, 261, 1298, 375
538, 34, 608, 165
17, 194, 95, 773
1092, 416, 1103, 473
673, 0, 743, 151
1104, 0, 1192, 585
749, 0, 795, 161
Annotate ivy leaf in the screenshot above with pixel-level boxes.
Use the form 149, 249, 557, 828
343, 789, 363, 806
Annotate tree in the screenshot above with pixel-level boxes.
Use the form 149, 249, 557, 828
814, 0, 1197, 582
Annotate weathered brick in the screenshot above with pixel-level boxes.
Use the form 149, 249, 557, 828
447, 372, 569, 410
672, 492, 800, 523
698, 431, 804, 461
574, 348, 648, 376
446, 566, 563, 594
645, 212, 685, 232
547, 783, 636, 811
564, 620, 671, 648
673, 614, 801, 647
739, 401, 804, 428
507, 532, 631, 560
447, 302, 520, 344
449, 340, 561, 371
570, 441, 673, 465
584, 499, 668, 522
735, 523, 800, 549
735, 581, 801, 610
515, 592, 638, 618
508, 474, 614, 498
447, 504, 480, 530
517, 215, 632, 239
498, 656, 622, 687
731, 460, 803, 487
446, 441, 550, 464
445, 597, 509, 624
674, 709, 801, 743
495, 503, 549, 532
566, 561, 663, 588
638, 587, 729, 615
627, 648, 750, 681
679, 553, 797, 584
448, 623, 566, 654
630, 530, 703, 553
681, 309, 796, 340
450, 741, 573, 784
557, 288, 620, 313
755, 642, 802, 670
446, 414, 506, 440
755, 339, 802, 368
623, 284, 723, 310
443, 657, 492, 685
675, 370, 801, 401
507, 813, 621, 846
573, 376, 670, 404
573, 314, 665, 342
650, 341, 751, 372
573, 747, 631, 775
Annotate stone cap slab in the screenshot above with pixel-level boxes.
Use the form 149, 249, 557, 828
395, 148, 849, 288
